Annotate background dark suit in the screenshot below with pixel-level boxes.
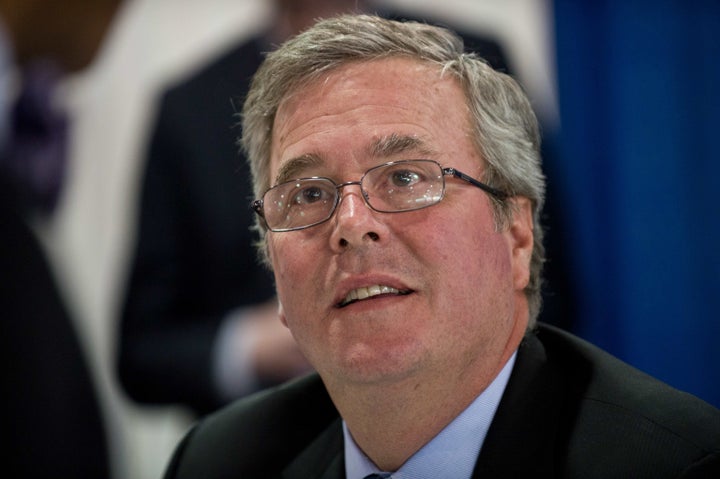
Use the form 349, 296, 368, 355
119, 11, 519, 416
119, 36, 276, 414
0, 175, 109, 478
163, 324, 720, 479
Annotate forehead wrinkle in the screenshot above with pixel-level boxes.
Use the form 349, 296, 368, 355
274, 154, 324, 185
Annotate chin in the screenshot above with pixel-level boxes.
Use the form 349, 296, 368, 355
331, 344, 425, 386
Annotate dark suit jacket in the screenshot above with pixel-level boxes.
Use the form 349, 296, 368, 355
0, 174, 109, 478
119, 36, 277, 414
163, 324, 720, 479
119, 15, 515, 416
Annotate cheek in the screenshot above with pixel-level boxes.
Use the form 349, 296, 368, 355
405, 205, 499, 269
422, 212, 513, 299
267, 237, 296, 301
268, 235, 323, 304
269, 234, 307, 274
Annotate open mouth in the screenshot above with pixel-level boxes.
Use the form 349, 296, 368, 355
337, 285, 413, 308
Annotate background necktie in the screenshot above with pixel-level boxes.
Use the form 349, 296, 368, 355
0, 61, 68, 214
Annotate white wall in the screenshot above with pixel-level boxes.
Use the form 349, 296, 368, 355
43, 1, 555, 477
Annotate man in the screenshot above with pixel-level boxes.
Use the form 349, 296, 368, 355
163, 15, 720, 478
119, 0, 510, 416
0, 1, 121, 477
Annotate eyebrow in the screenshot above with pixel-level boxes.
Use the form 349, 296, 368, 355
369, 133, 437, 158
274, 154, 323, 185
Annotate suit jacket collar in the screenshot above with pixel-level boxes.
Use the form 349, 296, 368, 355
472, 327, 581, 478
282, 417, 344, 479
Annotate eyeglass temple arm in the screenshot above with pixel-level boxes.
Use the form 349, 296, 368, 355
251, 199, 265, 217
442, 167, 508, 200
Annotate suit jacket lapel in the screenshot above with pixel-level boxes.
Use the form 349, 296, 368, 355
282, 417, 345, 479
471, 329, 586, 478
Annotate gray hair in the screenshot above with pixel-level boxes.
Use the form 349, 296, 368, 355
241, 14, 546, 324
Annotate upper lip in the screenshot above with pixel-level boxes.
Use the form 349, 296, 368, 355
334, 275, 413, 308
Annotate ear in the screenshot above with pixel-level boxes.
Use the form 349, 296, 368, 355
506, 197, 534, 291
278, 300, 288, 328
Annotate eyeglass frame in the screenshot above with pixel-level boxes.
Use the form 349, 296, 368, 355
251, 159, 509, 232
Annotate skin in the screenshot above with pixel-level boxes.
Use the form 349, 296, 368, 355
267, 57, 533, 470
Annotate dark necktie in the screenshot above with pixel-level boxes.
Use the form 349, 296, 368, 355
0, 61, 68, 214
363, 474, 391, 478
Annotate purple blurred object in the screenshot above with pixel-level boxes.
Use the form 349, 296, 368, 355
0, 61, 68, 214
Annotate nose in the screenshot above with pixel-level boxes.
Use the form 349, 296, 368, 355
329, 182, 382, 250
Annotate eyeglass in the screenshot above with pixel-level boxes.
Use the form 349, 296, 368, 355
252, 159, 508, 232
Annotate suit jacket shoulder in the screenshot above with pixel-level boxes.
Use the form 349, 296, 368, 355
474, 323, 720, 478
164, 373, 342, 479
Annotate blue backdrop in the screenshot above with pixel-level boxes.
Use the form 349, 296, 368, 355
552, 0, 720, 407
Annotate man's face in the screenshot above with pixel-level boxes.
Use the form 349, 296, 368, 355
267, 58, 533, 392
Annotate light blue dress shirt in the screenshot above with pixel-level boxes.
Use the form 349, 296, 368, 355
344, 352, 517, 479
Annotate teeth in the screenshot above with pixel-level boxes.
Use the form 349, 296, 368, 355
342, 285, 400, 306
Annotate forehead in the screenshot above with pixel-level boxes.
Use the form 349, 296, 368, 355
270, 57, 476, 180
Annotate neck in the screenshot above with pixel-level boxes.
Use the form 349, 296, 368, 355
340, 380, 476, 470
328, 337, 522, 471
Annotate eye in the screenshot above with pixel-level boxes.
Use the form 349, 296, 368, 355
289, 181, 334, 205
390, 169, 422, 188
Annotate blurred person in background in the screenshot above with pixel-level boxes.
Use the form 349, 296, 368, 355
118, 0, 511, 416
0, 1, 122, 477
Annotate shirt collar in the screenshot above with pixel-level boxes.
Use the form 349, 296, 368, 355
344, 352, 517, 479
